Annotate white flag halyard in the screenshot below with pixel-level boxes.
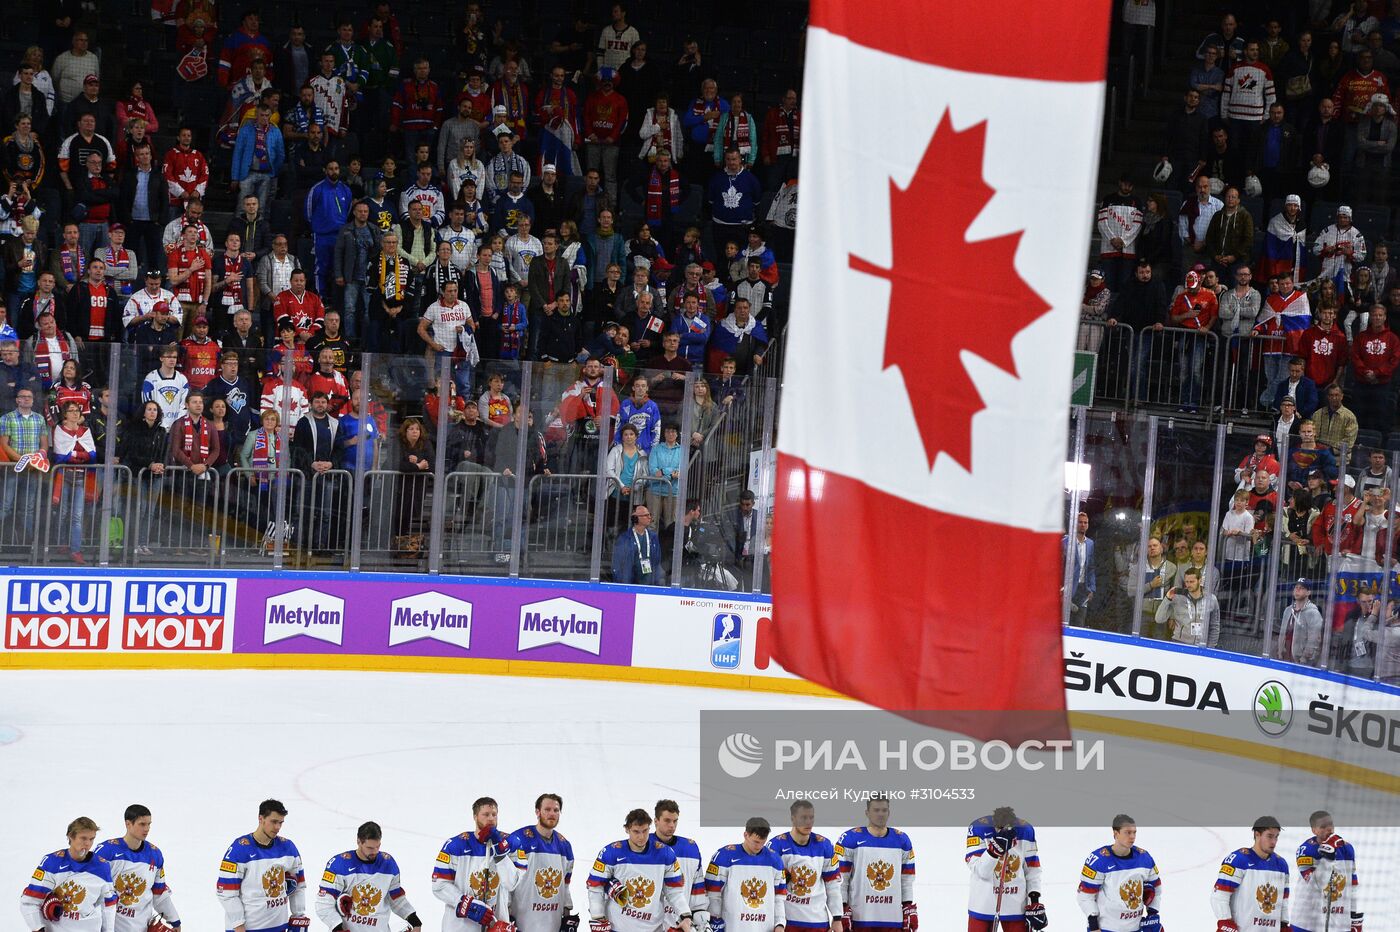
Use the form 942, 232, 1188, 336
773, 0, 1110, 718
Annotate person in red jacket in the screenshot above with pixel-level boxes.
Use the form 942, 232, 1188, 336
307, 346, 350, 415
390, 57, 445, 164
1351, 303, 1400, 430
162, 126, 210, 208
1300, 304, 1349, 389
583, 67, 630, 207
273, 268, 325, 343
1169, 269, 1218, 411
179, 315, 222, 391
759, 88, 800, 189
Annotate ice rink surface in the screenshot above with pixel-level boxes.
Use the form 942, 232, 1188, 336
2, 669, 1396, 930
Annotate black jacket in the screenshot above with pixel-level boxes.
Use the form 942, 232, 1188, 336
1110, 277, 1168, 331
224, 212, 274, 261
0, 85, 51, 139
118, 420, 168, 474
118, 166, 167, 226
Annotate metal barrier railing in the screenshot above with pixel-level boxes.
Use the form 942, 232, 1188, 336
1134, 326, 1220, 413
133, 465, 225, 566
1218, 332, 1287, 419
41, 464, 135, 565
1078, 321, 1135, 410
522, 472, 599, 582
438, 467, 508, 574
220, 467, 308, 567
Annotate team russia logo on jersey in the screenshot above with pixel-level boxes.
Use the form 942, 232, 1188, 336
4, 580, 112, 650
124, 580, 231, 651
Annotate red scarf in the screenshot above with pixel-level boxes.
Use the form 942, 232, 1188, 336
645, 167, 682, 222
722, 111, 753, 156
176, 416, 212, 459
33, 331, 72, 384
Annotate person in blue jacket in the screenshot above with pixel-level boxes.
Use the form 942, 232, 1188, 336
1270, 356, 1320, 417
1063, 510, 1096, 617
231, 104, 286, 209
304, 159, 352, 294
671, 291, 710, 368
613, 502, 665, 585
707, 147, 763, 260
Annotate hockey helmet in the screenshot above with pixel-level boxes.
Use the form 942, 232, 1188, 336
1153, 159, 1172, 183
1308, 163, 1331, 188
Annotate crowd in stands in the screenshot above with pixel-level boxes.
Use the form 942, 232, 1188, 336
0, 0, 797, 586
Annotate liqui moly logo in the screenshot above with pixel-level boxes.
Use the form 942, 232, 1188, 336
124, 580, 231, 651
5, 580, 112, 650
263, 588, 345, 645
517, 597, 603, 655
389, 591, 473, 650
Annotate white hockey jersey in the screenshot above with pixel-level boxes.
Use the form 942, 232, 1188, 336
769, 832, 840, 930
123, 288, 180, 330
964, 817, 1041, 923
90, 838, 180, 932
315, 850, 417, 932
1293, 837, 1358, 932
141, 369, 190, 429
1313, 224, 1367, 284
705, 844, 787, 932
216, 834, 307, 932
650, 833, 704, 928
310, 75, 351, 136
439, 226, 479, 272
1075, 845, 1161, 932
21, 849, 117, 932
586, 840, 688, 932
432, 828, 512, 932
1211, 847, 1290, 928
835, 827, 914, 928
505, 826, 574, 932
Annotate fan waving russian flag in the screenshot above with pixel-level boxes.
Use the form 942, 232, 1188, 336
773, 0, 1110, 724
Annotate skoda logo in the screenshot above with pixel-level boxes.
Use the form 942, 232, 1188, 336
1253, 680, 1294, 737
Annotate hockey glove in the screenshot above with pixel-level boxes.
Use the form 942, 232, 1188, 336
560, 914, 580, 932
1023, 893, 1047, 932
1138, 911, 1162, 932
1216, 922, 1240, 932
338, 894, 354, 919
488, 922, 514, 932
1086, 916, 1100, 931
1318, 833, 1344, 861
900, 902, 916, 932
148, 912, 178, 932
691, 909, 710, 932
841, 903, 852, 932
41, 894, 62, 922
289, 916, 312, 931
456, 897, 495, 926
1351, 914, 1364, 932
1142, 881, 1155, 907
590, 919, 611, 932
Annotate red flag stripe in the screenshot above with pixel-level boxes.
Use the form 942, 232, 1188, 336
772, 452, 1066, 717
809, 0, 1110, 84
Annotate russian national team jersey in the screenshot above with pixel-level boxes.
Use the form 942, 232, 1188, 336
91, 838, 180, 932
1293, 837, 1357, 932
1211, 847, 1290, 928
216, 834, 307, 932
835, 828, 914, 928
506, 826, 574, 932
650, 833, 704, 927
1075, 845, 1160, 932
705, 845, 787, 932
315, 850, 416, 932
432, 829, 512, 932
586, 840, 688, 932
769, 832, 840, 929
964, 818, 1041, 922
21, 849, 117, 932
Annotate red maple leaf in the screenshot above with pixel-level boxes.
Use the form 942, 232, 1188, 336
850, 110, 1049, 472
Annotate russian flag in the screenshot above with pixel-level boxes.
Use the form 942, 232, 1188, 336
1258, 214, 1306, 281
1272, 289, 1312, 354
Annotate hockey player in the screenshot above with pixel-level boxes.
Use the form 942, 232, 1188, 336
21, 816, 117, 932
1076, 814, 1161, 932
92, 805, 181, 932
1211, 815, 1291, 931
770, 800, 841, 932
586, 809, 692, 932
432, 796, 513, 932
651, 800, 707, 932
1293, 810, 1361, 932
705, 818, 786, 932
965, 806, 1045, 932
837, 797, 916, 931
216, 799, 310, 932
316, 821, 422, 932
506, 794, 576, 932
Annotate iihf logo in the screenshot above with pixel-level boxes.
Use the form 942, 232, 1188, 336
717, 732, 764, 778
710, 613, 742, 669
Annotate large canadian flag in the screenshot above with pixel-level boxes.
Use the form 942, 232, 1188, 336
773, 0, 1110, 719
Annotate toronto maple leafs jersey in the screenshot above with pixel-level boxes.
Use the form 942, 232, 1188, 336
21, 850, 117, 932
650, 833, 704, 927
141, 370, 190, 429
769, 833, 840, 930
315, 850, 416, 932
705, 845, 787, 932
90, 838, 180, 932
964, 817, 1041, 922
1075, 845, 1160, 932
1292, 837, 1357, 932
217, 834, 307, 932
433, 829, 512, 932
835, 828, 914, 928
505, 826, 574, 932
586, 840, 688, 932
1211, 847, 1290, 928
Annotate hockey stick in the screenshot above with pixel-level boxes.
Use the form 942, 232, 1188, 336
989, 848, 1009, 932
1323, 864, 1337, 932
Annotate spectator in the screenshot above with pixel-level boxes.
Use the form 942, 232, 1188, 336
204, 351, 259, 446
393, 416, 433, 556
596, 3, 640, 71
17, 271, 62, 343
4, 217, 47, 327
1156, 566, 1220, 647
142, 344, 189, 428
1188, 45, 1224, 120
1200, 125, 1245, 194
1342, 590, 1381, 678
1159, 89, 1207, 193
1218, 264, 1260, 340
709, 297, 767, 375
612, 501, 664, 585
1259, 194, 1307, 284
72, 151, 116, 257
682, 78, 726, 180
1333, 48, 1388, 129
1168, 269, 1217, 412
210, 232, 253, 332
167, 390, 220, 493
484, 130, 530, 206
1371, 602, 1400, 685
1314, 384, 1359, 457
293, 390, 346, 552
67, 73, 116, 143
1222, 40, 1276, 169
490, 60, 530, 146
1139, 536, 1176, 640
582, 68, 629, 207
1202, 185, 1253, 279
220, 308, 265, 382
366, 230, 415, 353
99, 225, 139, 303
439, 100, 485, 182
123, 269, 177, 332
1351, 304, 1400, 429
1196, 12, 1243, 63
26, 309, 83, 391
1095, 174, 1143, 293
58, 112, 115, 199
1353, 93, 1397, 204
671, 292, 710, 369
51, 30, 98, 111
606, 422, 648, 526
166, 222, 213, 323
1358, 447, 1394, 496
180, 315, 221, 391
1280, 580, 1324, 665
3, 64, 53, 140
0, 386, 47, 540
760, 88, 800, 189
118, 143, 165, 270
218, 9, 271, 87
713, 93, 758, 171
1315, 205, 1367, 289
68, 258, 119, 344
1235, 433, 1281, 490
391, 58, 446, 164
1270, 356, 1319, 415
1177, 175, 1221, 271
162, 127, 209, 210
419, 279, 478, 395
642, 418, 683, 528
306, 159, 352, 294
532, 68, 582, 180
528, 165, 568, 238
1287, 419, 1338, 489
310, 53, 353, 160
446, 138, 487, 203
535, 288, 579, 362
1078, 269, 1111, 353
231, 105, 284, 206
708, 147, 763, 258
